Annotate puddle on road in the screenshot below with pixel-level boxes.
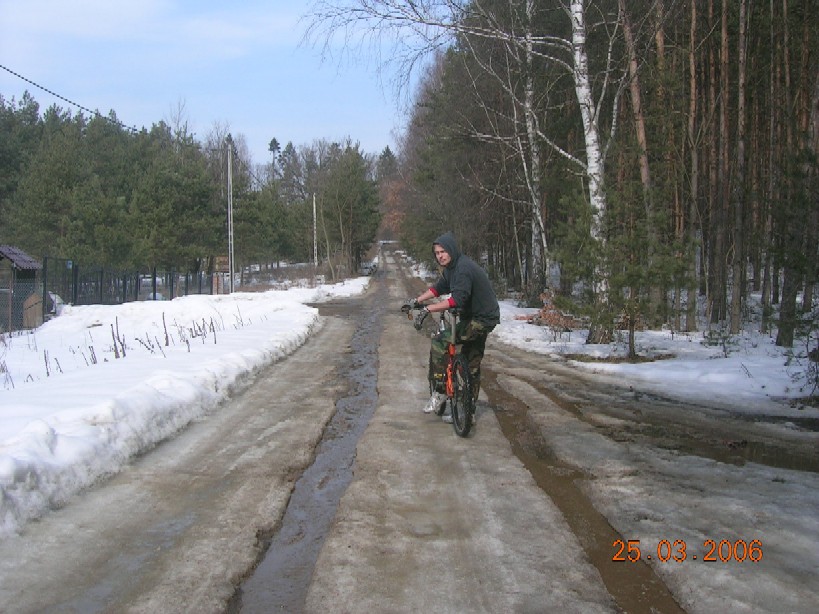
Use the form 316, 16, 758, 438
229, 283, 384, 613
483, 367, 687, 614
607, 419, 819, 474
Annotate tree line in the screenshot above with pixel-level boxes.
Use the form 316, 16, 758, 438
0, 93, 383, 282
315, 0, 818, 350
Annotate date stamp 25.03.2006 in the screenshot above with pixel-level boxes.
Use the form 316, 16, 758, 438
612, 538, 763, 563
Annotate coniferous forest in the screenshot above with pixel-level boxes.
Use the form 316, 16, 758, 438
313, 0, 818, 349
0, 97, 383, 285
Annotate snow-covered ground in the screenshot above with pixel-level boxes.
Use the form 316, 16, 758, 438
0, 276, 370, 536
1, 256, 817, 611
495, 301, 818, 414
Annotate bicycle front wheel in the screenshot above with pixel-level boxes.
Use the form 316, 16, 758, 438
451, 355, 474, 437
429, 356, 447, 416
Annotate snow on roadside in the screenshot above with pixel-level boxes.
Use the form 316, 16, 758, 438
0, 278, 369, 536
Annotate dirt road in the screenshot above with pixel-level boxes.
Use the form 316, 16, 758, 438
1, 247, 816, 613
301, 258, 618, 613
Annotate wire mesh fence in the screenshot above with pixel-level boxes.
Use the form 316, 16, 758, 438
0, 278, 41, 332
2, 251, 333, 334
1, 257, 216, 333
42, 258, 215, 306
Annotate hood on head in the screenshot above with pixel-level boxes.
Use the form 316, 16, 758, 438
433, 232, 461, 264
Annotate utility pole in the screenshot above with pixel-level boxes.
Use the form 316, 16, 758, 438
313, 193, 318, 268
226, 136, 235, 293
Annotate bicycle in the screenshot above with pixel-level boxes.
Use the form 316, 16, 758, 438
402, 303, 476, 437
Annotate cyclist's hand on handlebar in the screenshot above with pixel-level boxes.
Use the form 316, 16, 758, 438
401, 298, 419, 314
413, 307, 429, 330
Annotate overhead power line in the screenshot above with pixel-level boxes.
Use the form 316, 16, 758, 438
1, 62, 141, 133
2, 63, 269, 188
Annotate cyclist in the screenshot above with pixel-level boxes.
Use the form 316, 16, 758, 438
403, 232, 500, 419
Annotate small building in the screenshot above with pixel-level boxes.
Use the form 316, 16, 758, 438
0, 245, 42, 332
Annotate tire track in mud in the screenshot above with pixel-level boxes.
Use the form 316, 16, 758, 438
230, 278, 386, 613
490, 346, 819, 474
484, 337, 817, 612
482, 366, 686, 614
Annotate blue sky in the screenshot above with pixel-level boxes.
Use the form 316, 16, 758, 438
0, 0, 411, 164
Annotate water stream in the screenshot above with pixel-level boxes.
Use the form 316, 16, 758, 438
229, 284, 384, 613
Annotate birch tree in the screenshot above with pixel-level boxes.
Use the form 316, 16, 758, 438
455, 0, 551, 289
309, 0, 623, 340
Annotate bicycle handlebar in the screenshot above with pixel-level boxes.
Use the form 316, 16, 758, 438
400, 303, 462, 316
401, 303, 463, 334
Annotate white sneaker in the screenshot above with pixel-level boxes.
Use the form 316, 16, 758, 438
423, 392, 446, 414
441, 410, 453, 424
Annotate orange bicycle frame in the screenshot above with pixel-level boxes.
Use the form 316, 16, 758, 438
445, 342, 456, 397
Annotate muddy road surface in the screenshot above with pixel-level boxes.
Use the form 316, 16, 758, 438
1, 247, 817, 613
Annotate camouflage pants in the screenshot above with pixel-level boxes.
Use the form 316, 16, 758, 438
428, 319, 493, 400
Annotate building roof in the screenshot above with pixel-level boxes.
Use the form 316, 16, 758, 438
0, 245, 42, 270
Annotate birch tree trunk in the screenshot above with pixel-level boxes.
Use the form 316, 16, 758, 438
568, 0, 613, 343
522, 0, 549, 288
511, 203, 526, 289
570, 0, 607, 246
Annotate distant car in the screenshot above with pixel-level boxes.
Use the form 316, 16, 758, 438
359, 261, 377, 276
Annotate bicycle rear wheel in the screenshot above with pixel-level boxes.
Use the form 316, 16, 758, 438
451, 355, 474, 437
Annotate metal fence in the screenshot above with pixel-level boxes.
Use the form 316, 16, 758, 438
42, 258, 214, 306
1, 257, 217, 333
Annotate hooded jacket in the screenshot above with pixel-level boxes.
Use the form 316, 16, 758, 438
430, 232, 500, 327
